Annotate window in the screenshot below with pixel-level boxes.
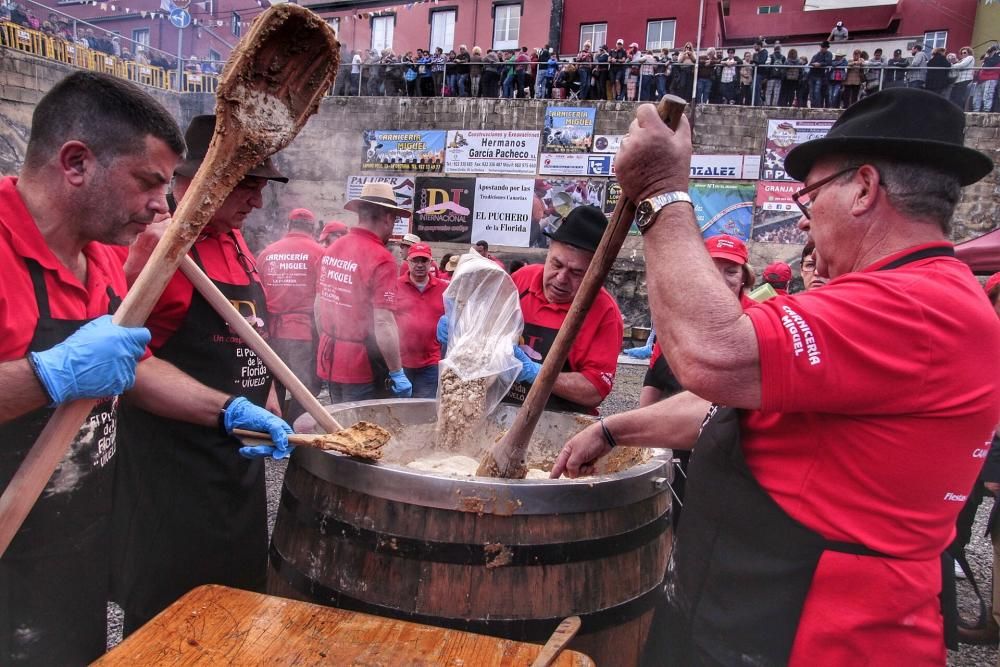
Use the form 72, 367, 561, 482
209, 49, 221, 62
493, 3, 520, 51
646, 19, 675, 51
430, 10, 456, 53
580, 23, 606, 51
231, 11, 241, 37
132, 28, 149, 48
372, 15, 394, 52
757, 4, 781, 13
923, 30, 947, 49
326, 17, 340, 38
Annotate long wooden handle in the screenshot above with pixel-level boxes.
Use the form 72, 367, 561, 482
179, 255, 342, 434
483, 95, 687, 478
232, 428, 327, 446
531, 616, 582, 667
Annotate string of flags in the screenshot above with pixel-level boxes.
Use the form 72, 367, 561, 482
352, 0, 440, 20
78, 0, 271, 27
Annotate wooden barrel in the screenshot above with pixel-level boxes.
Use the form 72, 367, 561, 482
269, 400, 672, 666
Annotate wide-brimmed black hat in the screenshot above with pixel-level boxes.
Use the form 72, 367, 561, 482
784, 88, 993, 186
174, 114, 288, 182
544, 205, 607, 253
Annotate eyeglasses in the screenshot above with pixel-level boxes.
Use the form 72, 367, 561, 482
792, 167, 858, 220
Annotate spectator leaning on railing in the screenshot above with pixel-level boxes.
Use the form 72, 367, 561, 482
906, 42, 928, 89
951, 46, 975, 109
972, 45, 1000, 113
808, 40, 832, 108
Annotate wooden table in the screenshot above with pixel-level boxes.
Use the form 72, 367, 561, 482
95, 585, 595, 666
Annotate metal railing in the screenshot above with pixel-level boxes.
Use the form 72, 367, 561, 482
0, 18, 220, 92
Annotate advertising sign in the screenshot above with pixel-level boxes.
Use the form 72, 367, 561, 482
690, 155, 761, 180
472, 178, 535, 247
444, 130, 540, 175
761, 119, 835, 181
361, 130, 447, 171
752, 181, 808, 244
411, 177, 476, 243
533, 178, 607, 248
541, 106, 597, 154
538, 152, 590, 176
690, 181, 756, 242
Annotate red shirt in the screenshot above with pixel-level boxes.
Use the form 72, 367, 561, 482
316, 227, 397, 383
257, 231, 324, 341
395, 273, 447, 368
0, 177, 140, 360
512, 264, 622, 402
743, 243, 1000, 664
144, 230, 260, 351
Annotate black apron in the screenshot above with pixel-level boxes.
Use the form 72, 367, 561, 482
111, 236, 272, 635
646, 246, 955, 667
504, 289, 590, 414
0, 258, 120, 665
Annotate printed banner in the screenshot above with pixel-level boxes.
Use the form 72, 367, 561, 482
690, 155, 762, 180
542, 106, 597, 154
752, 181, 808, 244
593, 134, 623, 154
411, 177, 477, 243
345, 175, 414, 236
690, 181, 756, 242
586, 153, 615, 177
444, 130, 541, 175
761, 119, 835, 181
533, 178, 607, 248
472, 178, 535, 247
604, 180, 621, 215
361, 130, 447, 171
538, 152, 590, 176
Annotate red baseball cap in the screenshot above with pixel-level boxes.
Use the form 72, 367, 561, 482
289, 208, 316, 222
763, 262, 793, 283
704, 235, 748, 265
318, 220, 348, 241
407, 243, 433, 260
985, 272, 1000, 294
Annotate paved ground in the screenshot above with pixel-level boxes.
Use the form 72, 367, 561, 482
110, 363, 998, 665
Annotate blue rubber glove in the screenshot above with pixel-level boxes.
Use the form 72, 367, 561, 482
436, 315, 449, 346
388, 369, 413, 398
625, 345, 652, 359
29, 314, 150, 405
224, 396, 294, 460
513, 346, 541, 384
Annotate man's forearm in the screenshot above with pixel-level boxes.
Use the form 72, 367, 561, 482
605, 390, 711, 450
0, 359, 50, 423
127, 356, 229, 427
552, 372, 604, 409
373, 310, 403, 371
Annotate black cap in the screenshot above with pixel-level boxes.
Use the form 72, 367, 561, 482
544, 205, 607, 253
174, 115, 288, 183
784, 87, 993, 186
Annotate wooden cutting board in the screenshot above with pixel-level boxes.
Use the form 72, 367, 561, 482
94, 584, 596, 666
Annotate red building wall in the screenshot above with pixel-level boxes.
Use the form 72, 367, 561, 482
559, 0, 720, 54
313, 0, 552, 57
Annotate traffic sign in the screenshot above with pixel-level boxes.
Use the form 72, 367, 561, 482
169, 8, 191, 28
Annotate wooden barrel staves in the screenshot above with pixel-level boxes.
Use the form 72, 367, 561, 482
269, 400, 672, 666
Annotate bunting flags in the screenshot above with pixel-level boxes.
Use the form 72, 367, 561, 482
79, 0, 262, 27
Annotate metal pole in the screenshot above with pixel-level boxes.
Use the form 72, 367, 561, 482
176, 26, 183, 92
751, 66, 757, 105
691, 0, 705, 103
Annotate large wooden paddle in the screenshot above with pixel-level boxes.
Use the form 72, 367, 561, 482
0, 4, 340, 556
477, 95, 687, 479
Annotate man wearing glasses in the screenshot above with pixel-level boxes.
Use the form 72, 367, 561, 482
555, 88, 1000, 664
112, 115, 291, 636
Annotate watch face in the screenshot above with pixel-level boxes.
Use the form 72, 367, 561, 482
636, 200, 654, 228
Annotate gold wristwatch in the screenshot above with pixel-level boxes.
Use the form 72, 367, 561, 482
635, 191, 693, 233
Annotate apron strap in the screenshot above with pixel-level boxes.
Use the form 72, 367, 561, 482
24, 258, 52, 321
876, 245, 954, 272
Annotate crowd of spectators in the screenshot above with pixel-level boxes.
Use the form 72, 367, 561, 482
330, 30, 1000, 112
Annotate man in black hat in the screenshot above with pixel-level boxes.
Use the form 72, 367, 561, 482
557, 87, 1000, 663
112, 114, 295, 636
504, 205, 623, 414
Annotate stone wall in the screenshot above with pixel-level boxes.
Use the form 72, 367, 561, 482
1, 46, 997, 327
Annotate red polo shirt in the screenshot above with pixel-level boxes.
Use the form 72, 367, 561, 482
0, 177, 140, 360
258, 230, 324, 341
316, 227, 397, 383
742, 243, 1000, 664
395, 273, 447, 369
512, 264, 622, 401
144, 230, 260, 351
